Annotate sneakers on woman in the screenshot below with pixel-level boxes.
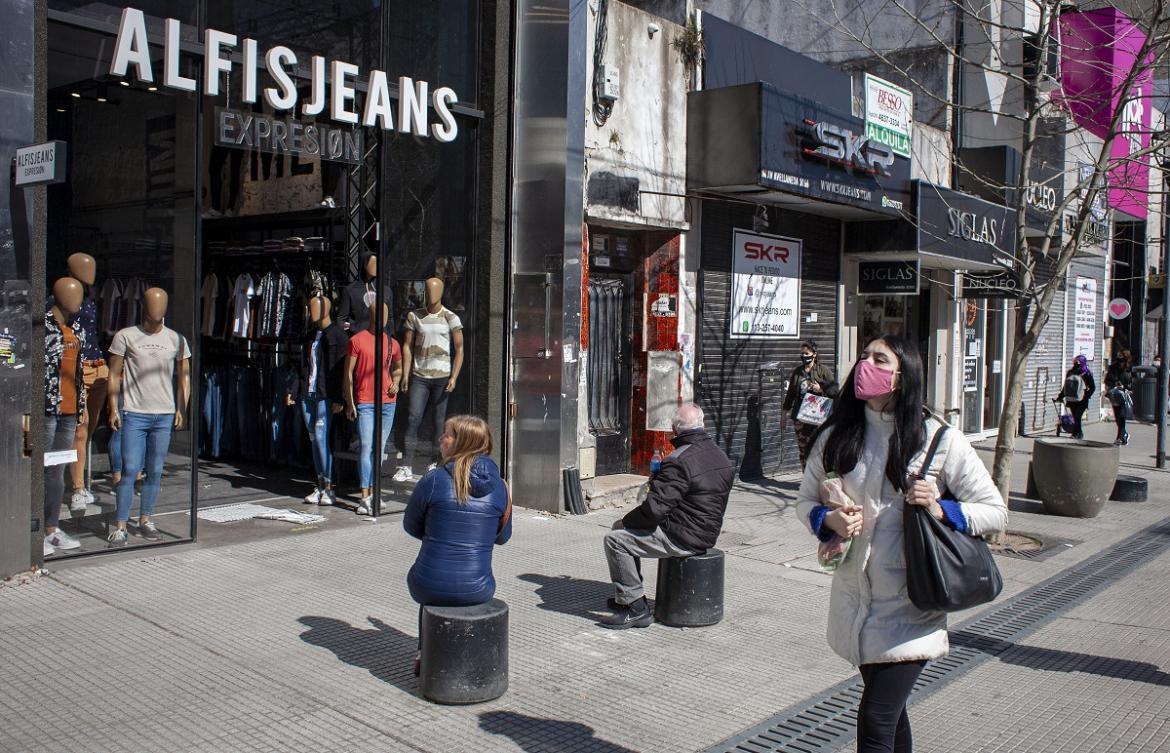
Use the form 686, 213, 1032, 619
303, 488, 322, 505
45, 529, 81, 550
319, 489, 336, 506
138, 520, 161, 541
69, 489, 93, 512
426, 463, 438, 473
107, 528, 129, 548
43, 538, 55, 556
355, 496, 373, 516
392, 466, 413, 482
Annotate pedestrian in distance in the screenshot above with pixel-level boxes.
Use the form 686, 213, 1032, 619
782, 339, 839, 468
1055, 354, 1095, 440
600, 403, 734, 629
404, 415, 512, 675
796, 334, 1007, 753
1104, 349, 1134, 446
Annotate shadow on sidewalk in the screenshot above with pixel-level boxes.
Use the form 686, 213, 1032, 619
954, 633, 1170, 686
479, 710, 638, 753
297, 615, 417, 694
519, 573, 636, 620
1007, 495, 1047, 515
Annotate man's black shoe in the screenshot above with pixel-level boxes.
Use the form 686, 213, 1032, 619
600, 597, 653, 629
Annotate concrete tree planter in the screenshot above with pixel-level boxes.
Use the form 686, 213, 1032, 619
1032, 438, 1120, 518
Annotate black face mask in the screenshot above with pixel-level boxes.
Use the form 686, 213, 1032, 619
801, 355, 815, 365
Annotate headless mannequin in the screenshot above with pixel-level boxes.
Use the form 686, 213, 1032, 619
106, 288, 191, 533
44, 278, 84, 541
345, 303, 402, 500
63, 253, 109, 503
338, 254, 393, 334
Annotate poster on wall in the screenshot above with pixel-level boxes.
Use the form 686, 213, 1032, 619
1074, 276, 1098, 360
864, 74, 913, 158
730, 229, 801, 339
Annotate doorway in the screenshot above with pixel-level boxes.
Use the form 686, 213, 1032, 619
587, 274, 633, 475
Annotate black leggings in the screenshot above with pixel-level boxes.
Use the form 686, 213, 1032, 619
1111, 400, 1127, 439
857, 660, 926, 753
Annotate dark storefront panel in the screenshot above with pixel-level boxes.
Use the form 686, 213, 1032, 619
699, 201, 839, 477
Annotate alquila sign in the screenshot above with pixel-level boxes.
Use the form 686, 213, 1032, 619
110, 7, 461, 164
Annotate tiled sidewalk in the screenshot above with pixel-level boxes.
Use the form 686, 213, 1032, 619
2, 421, 1168, 753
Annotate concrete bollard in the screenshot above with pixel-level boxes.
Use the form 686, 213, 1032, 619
420, 599, 508, 704
654, 548, 725, 627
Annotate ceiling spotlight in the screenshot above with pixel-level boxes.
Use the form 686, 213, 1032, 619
70, 91, 80, 98
96, 97, 107, 102
147, 86, 157, 92
119, 80, 129, 87
55, 107, 65, 113
96, 85, 108, 103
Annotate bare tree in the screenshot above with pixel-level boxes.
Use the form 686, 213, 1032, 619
793, 0, 1170, 497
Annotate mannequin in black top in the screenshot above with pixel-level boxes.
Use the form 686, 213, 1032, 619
337, 252, 394, 335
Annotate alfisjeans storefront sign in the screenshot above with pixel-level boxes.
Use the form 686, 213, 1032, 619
111, 6, 460, 142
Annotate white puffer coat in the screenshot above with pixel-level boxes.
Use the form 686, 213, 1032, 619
796, 408, 1007, 666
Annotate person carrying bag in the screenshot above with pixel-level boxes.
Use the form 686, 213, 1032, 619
783, 339, 838, 469
795, 334, 1007, 753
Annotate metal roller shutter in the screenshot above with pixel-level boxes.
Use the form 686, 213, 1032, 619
1023, 256, 1068, 435
698, 201, 841, 477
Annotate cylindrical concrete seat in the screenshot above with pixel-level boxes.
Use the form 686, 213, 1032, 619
1110, 474, 1148, 502
654, 548, 725, 627
420, 599, 508, 704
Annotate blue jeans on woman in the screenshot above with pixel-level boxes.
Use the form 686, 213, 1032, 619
357, 402, 396, 489
115, 412, 173, 522
300, 397, 334, 484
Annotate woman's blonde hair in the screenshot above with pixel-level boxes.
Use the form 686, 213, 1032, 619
444, 415, 493, 503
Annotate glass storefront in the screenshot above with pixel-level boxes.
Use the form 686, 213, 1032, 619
39, 0, 489, 559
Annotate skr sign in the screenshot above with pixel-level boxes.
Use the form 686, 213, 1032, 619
743, 241, 791, 263
801, 119, 896, 176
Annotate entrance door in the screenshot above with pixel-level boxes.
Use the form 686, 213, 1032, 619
983, 301, 1006, 430
588, 275, 633, 475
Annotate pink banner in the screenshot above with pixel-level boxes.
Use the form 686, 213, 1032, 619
1058, 8, 1154, 220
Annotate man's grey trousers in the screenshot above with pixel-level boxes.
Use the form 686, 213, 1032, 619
604, 527, 696, 605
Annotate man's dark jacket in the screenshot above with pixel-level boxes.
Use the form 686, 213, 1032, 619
621, 429, 734, 551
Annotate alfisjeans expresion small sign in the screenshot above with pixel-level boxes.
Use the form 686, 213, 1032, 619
215, 108, 362, 164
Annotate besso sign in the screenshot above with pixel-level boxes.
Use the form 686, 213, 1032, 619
109, 7, 461, 150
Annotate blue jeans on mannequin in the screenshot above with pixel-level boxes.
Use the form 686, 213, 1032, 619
300, 397, 334, 485
115, 412, 173, 523
357, 402, 396, 489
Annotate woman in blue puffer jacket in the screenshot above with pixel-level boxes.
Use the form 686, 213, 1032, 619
404, 412, 512, 624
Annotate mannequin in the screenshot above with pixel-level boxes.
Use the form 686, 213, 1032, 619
337, 252, 395, 334
53, 253, 110, 512
286, 295, 349, 505
42, 277, 87, 555
396, 277, 463, 481
106, 287, 191, 548
344, 302, 403, 514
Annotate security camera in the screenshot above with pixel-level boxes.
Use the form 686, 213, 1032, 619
648, 23, 660, 38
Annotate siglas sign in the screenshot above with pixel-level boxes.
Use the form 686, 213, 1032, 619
14, 141, 67, 187
916, 181, 1016, 270
858, 259, 920, 296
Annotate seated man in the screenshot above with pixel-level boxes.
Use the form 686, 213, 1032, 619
601, 403, 734, 629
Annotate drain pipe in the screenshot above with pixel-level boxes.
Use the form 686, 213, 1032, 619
950, 4, 965, 188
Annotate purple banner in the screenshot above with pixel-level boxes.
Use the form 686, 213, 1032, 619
1058, 8, 1154, 220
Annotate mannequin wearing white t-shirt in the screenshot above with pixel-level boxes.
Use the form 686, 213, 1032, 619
395, 277, 463, 481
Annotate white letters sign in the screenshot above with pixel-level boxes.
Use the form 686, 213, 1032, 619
730, 229, 801, 339
110, 6, 460, 142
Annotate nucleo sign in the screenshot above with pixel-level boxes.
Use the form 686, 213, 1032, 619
730, 229, 802, 339
109, 6, 461, 154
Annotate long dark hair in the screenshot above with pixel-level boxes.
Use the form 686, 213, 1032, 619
815, 334, 927, 492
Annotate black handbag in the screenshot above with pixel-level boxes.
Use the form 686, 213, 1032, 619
903, 426, 1004, 612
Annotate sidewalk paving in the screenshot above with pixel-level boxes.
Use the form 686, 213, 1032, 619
1, 419, 1168, 753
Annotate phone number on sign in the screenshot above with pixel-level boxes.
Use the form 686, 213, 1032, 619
744, 322, 791, 333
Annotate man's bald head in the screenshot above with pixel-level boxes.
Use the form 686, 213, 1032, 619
672, 403, 705, 435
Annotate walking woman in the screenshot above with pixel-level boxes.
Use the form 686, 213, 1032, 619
1056, 354, 1095, 439
796, 335, 1006, 753
1104, 349, 1134, 446
404, 415, 512, 672
782, 340, 839, 468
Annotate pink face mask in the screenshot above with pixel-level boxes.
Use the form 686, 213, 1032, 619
854, 360, 898, 401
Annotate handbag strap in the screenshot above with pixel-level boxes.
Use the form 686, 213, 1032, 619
916, 425, 948, 479
498, 480, 512, 532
